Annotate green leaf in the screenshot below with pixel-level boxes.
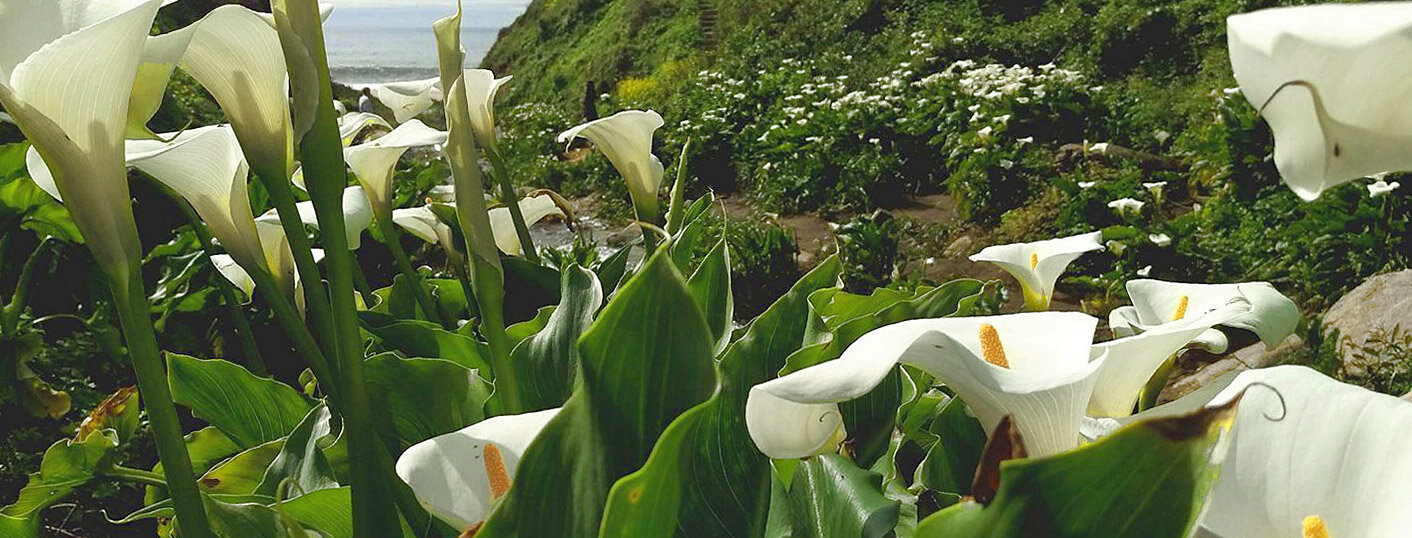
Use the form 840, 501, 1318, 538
594, 243, 633, 296
687, 237, 733, 356
200, 440, 285, 495
505, 306, 555, 349
787, 454, 900, 538
596, 257, 843, 537
916, 403, 1238, 537
168, 354, 314, 448
360, 312, 490, 371
147, 427, 244, 504
510, 264, 603, 410
476, 251, 717, 535
256, 405, 338, 497
0, 430, 118, 529
914, 395, 987, 496
364, 353, 490, 450
281, 487, 353, 538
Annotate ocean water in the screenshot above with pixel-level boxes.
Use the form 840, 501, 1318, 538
324, 2, 529, 86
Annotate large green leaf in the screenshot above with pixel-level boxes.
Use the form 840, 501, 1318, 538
687, 237, 733, 355
788, 454, 900, 538
0, 430, 118, 533
113, 493, 312, 538
598, 257, 843, 537
281, 487, 354, 538
510, 264, 603, 411
168, 354, 314, 448
476, 250, 717, 535
364, 353, 490, 450
200, 440, 285, 495
256, 405, 338, 497
916, 403, 1237, 537
359, 312, 490, 371
146, 426, 244, 504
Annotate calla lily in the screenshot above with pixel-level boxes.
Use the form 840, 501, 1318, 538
968, 231, 1104, 311
1368, 179, 1400, 198
1149, 233, 1172, 247
210, 219, 298, 299
122, 124, 274, 282
1108, 197, 1144, 215
1, 0, 164, 279
146, 5, 295, 178
461, 69, 511, 150
343, 119, 447, 219
1087, 300, 1252, 417
369, 77, 444, 124
256, 186, 374, 250
1193, 365, 1412, 538
1228, 4, 1412, 201
393, 204, 456, 254
1109, 279, 1299, 354
396, 408, 561, 531
488, 194, 566, 256
338, 111, 392, 146
558, 110, 666, 220
746, 312, 1107, 458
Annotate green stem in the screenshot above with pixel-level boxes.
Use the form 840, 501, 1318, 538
349, 252, 376, 307
248, 268, 337, 402
105, 465, 169, 488
254, 165, 338, 363
275, 2, 403, 535
108, 267, 212, 538
376, 214, 451, 328
485, 146, 539, 264
174, 203, 266, 376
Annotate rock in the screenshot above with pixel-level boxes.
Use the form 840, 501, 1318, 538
943, 235, 974, 259
1322, 269, 1412, 372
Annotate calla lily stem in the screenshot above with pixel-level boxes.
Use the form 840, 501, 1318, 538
109, 267, 213, 537
171, 198, 267, 375
103, 465, 169, 488
375, 214, 452, 328
247, 267, 338, 402
2, 237, 53, 337
485, 146, 539, 264
254, 165, 338, 353
274, 1, 405, 535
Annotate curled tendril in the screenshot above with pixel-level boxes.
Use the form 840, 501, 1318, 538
1255, 80, 1317, 119
1242, 381, 1287, 422
635, 221, 670, 241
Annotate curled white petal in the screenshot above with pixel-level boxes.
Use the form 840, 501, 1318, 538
968, 231, 1104, 310
396, 408, 560, 530
488, 194, 565, 256
368, 77, 443, 124
344, 119, 446, 215
558, 110, 666, 217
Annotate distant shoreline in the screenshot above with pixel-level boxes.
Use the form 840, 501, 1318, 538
325, 2, 527, 86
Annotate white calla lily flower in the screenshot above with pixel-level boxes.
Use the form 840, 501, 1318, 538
558, 110, 666, 219
488, 194, 565, 256
1228, 4, 1412, 200
1088, 300, 1252, 417
968, 231, 1104, 311
393, 204, 455, 254
256, 186, 374, 250
461, 69, 511, 150
1108, 197, 1145, 215
746, 312, 1106, 459
396, 408, 561, 531
1193, 365, 1412, 538
1109, 279, 1298, 354
368, 77, 444, 124
337, 111, 392, 146
344, 119, 447, 219
1, 0, 164, 278
149, 5, 295, 178
1368, 179, 1400, 198
124, 125, 268, 276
